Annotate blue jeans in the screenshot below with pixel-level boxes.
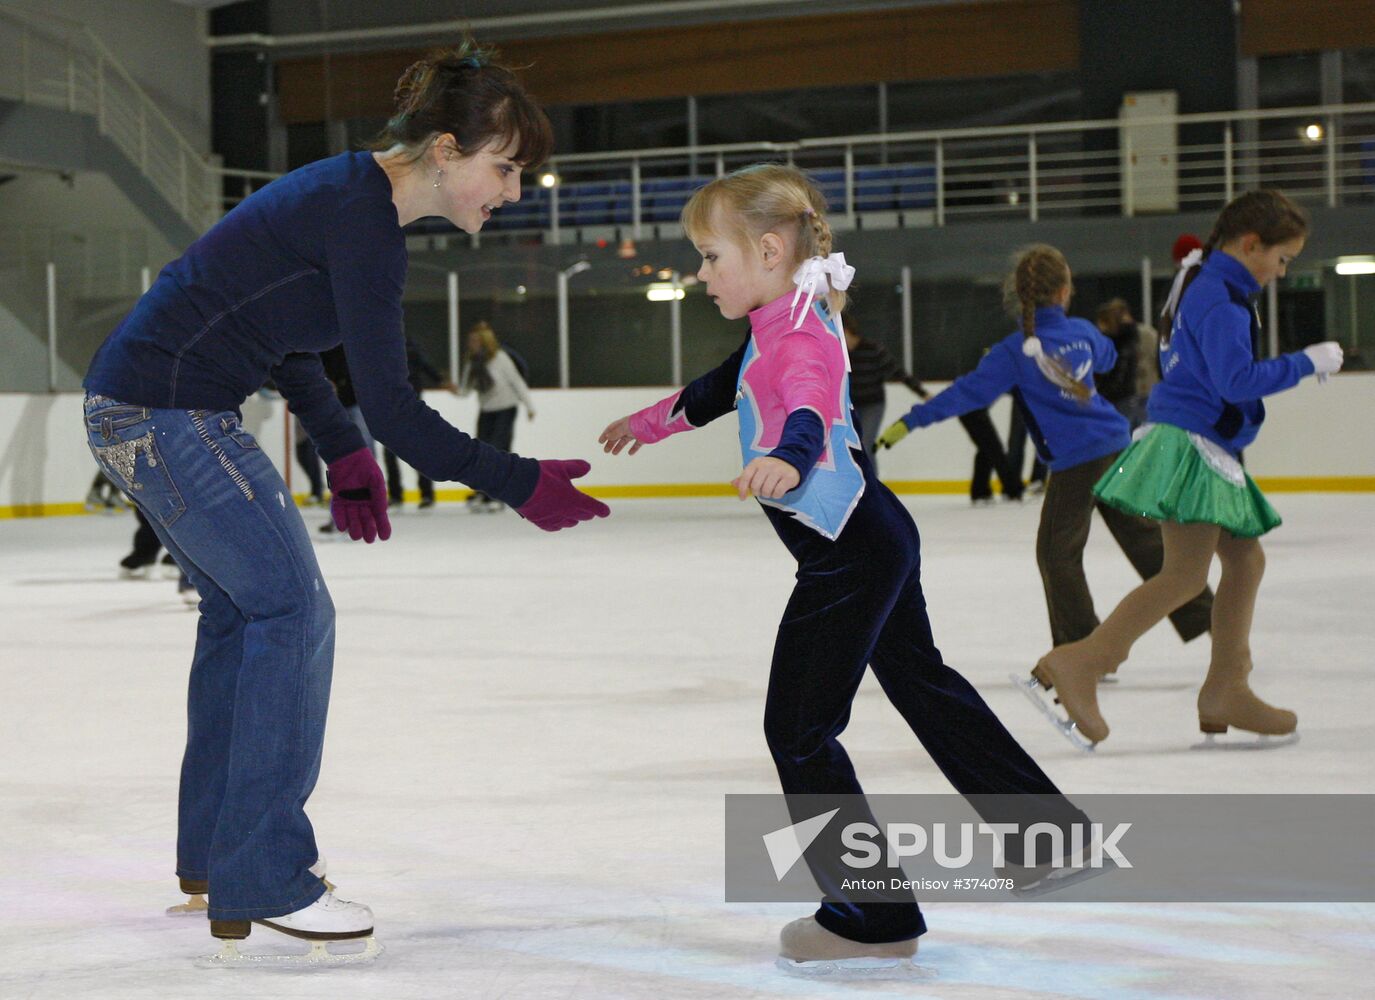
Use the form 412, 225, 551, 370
84, 394, 332, 921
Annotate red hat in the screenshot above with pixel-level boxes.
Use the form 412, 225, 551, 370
1172, 233, 1203, 265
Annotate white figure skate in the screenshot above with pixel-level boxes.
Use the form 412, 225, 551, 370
199, 890, 380, 968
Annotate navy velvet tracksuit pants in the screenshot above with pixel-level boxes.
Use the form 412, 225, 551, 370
762, 459, 1073, 944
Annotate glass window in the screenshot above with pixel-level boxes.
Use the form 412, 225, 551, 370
1256, 53, 1321, 109
547, 97, 692, 155
1343, 49, 1375, 102
698, 85, 880, 145
286, 122, 329, 170
886, 72, 1081, 132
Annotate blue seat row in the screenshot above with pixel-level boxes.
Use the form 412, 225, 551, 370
472, 163, 939, 231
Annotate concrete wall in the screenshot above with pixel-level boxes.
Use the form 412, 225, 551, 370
3, 375, 1371, 517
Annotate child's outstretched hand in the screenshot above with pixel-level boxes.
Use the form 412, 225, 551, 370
598, 415, 644, 455
732, 457, 800, 500
876, 419, 911, 450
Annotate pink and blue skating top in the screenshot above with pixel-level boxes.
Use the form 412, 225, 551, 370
629, 288, 864, 540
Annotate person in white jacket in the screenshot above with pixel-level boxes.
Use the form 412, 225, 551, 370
460, 320, 535, 509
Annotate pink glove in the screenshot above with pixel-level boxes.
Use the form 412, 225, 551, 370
327, 447, 392, 543
516, 459, 611, 532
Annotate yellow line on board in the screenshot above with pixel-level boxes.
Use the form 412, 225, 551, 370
877, 480, 978, 495
1252, 476, 1375, 492
0, 502, 89, 519
5, 477, 1374, 519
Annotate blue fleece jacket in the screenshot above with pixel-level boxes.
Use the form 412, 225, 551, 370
899, 307, 1131, 472
1148, 250, 1314, 455
85, 151, 539, 505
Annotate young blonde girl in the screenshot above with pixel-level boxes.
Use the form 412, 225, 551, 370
1031, 190, 1343, 747
876, 246, 1214, 742
460, 320, 536, 509
600, 165, 1084, 973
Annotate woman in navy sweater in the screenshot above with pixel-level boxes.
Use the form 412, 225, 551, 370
1030, 191, 1343, 748
82, 43, 607, 958
877, 245, 1213, 727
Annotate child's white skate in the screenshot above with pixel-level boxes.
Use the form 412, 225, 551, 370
198, 890, 380, 968
775, 916, 930, 980
167, 858, 334, 916
1010, 672, 1097, 752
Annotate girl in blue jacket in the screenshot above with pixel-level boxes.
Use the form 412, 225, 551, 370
878, 245, 1213, 709
1030, 191, 1343, 748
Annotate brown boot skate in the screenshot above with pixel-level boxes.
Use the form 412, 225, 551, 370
1014, 648, 1111, 750
166, 877, 208, 917
1195, 671, 1298, 750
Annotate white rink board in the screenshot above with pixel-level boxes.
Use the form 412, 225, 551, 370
1, 373, 1372, 512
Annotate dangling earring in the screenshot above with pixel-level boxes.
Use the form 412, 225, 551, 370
433, 168, 444, 188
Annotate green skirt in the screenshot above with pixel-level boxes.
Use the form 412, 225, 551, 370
1092, 423, 1281, 538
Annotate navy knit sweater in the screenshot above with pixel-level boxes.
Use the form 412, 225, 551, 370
85, 151, 539, 505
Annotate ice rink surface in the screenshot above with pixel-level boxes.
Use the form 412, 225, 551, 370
2, 493, 1372, 999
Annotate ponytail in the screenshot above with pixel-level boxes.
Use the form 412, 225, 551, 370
682, 164, 847, 314
1005, 244, 1091, 403
1159, 189, 1309, 345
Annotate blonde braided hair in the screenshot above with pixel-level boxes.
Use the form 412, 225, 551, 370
1003, 244, 1090, 402
681, 164, 846, 313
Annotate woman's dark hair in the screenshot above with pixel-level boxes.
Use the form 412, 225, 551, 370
1159, 189, 1309, 344
369, 39, 553, 169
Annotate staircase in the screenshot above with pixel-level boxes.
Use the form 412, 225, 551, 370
0, 5, 217, 243
0, 6, 219, 389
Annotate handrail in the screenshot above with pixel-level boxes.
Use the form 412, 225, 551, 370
0, 5, 215, 233
545, 102, 1375, 166
81, 27, 206, 165
208, 166, 281, 181
794, 101, 1375, 150
218, 100, 1375, 238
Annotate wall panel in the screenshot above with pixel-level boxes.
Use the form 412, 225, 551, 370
276, 0, 1079, 123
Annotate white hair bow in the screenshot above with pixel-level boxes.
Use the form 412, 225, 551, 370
1160, 247, 1204, 321
790, 253, 855, 329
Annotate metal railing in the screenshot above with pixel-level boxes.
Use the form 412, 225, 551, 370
0, 6, 217, 234
0, 227, 152, 300
212, 166, 282, 212
453, 102, 1375, 239
215, 102, 1375, 239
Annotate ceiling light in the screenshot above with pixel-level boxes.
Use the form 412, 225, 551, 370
1335, 257, 1375, 275
646, 283, 685, 302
